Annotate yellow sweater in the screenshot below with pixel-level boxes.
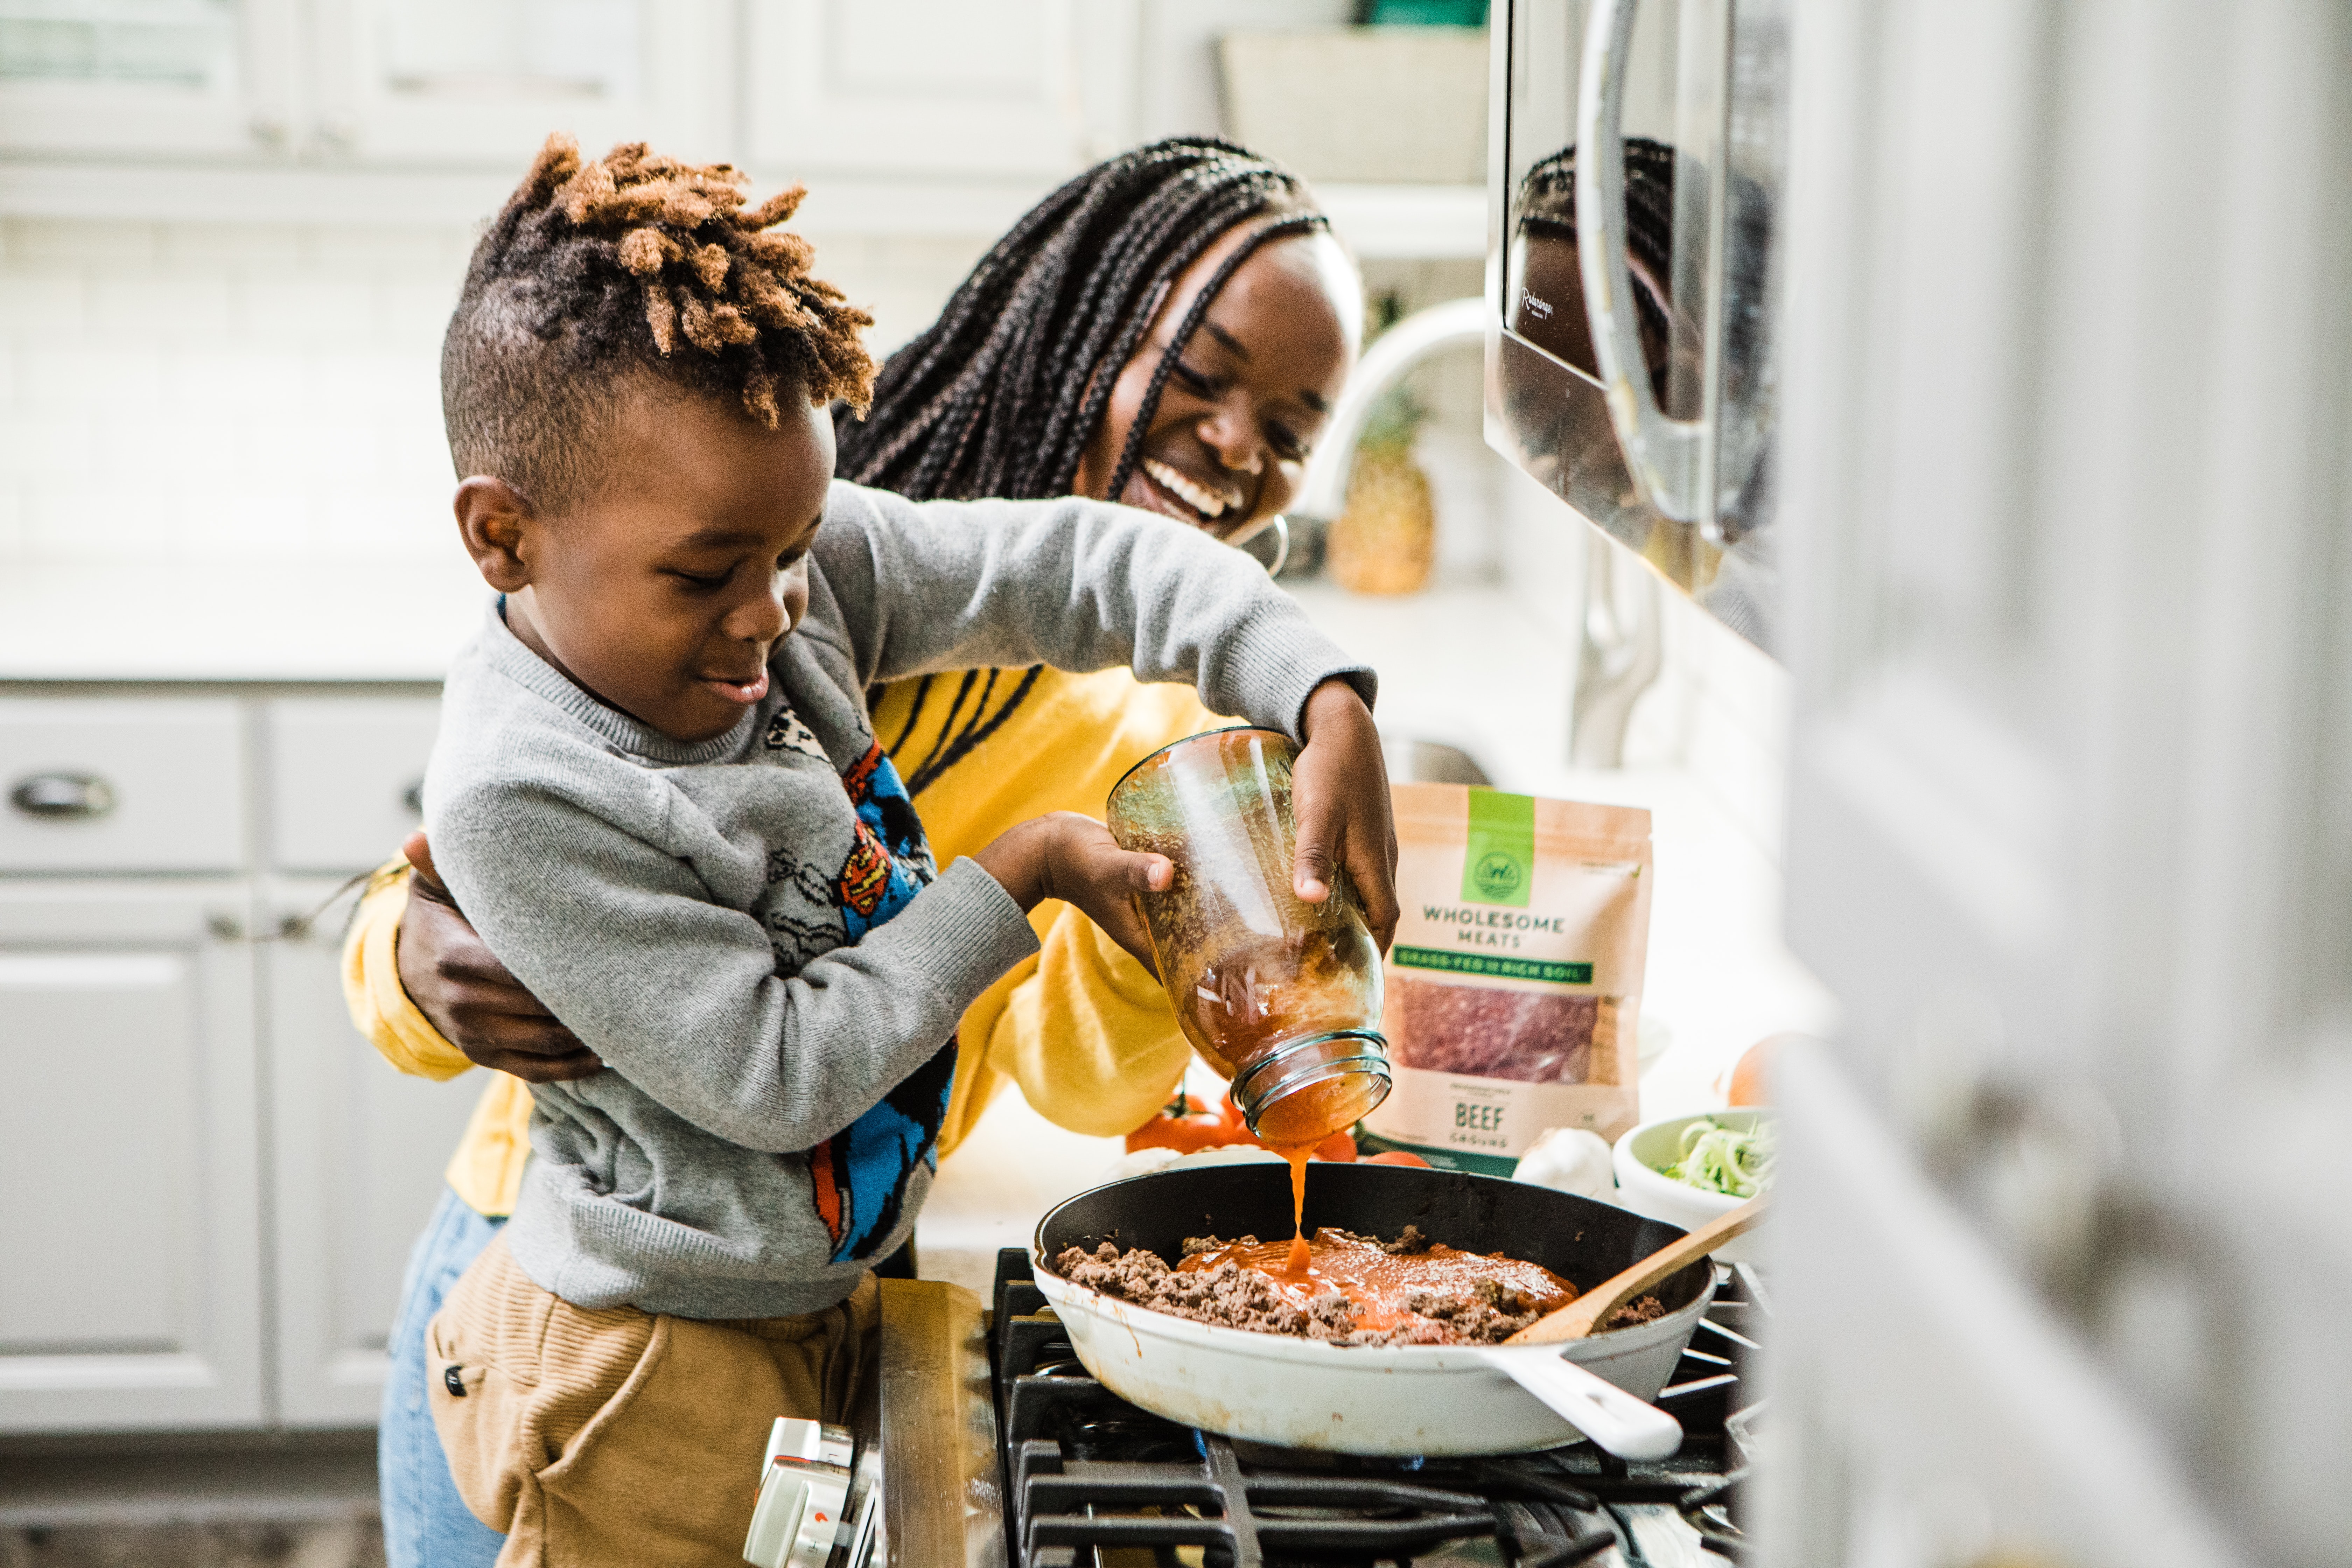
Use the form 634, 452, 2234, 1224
344, 665, 1215, 1217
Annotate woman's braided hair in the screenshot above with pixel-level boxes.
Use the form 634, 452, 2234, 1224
835, 136, 1326, 504
443, 134, 876, 511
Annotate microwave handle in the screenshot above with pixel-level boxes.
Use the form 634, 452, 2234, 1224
1575, 0, 1709, 522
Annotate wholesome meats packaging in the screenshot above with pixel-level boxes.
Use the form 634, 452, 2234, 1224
1357, 784, 1652, 1173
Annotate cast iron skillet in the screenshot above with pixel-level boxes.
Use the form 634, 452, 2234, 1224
1031, 1160, 1716, 1457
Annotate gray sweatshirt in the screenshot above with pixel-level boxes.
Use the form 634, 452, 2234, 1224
424, 481, 1370, 1320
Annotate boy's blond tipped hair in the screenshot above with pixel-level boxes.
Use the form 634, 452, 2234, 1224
442, 135, 875, 510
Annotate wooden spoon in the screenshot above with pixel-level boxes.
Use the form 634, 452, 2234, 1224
1507, 1195, 1770, 1345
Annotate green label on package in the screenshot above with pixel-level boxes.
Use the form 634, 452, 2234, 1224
1392, 946, 1593, 984
1460, 789, 1535, 907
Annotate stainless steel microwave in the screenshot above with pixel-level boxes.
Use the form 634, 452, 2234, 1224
1486, 0, 1790, 653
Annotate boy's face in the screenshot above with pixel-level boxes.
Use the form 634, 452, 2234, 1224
460, 381, 835, 744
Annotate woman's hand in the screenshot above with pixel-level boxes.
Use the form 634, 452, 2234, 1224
974, 813, 1173, 974
1290, 679, 1400, 951
396, 832, 604, 1083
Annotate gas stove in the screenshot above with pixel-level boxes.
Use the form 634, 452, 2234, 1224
988, 1248, 1768, 1568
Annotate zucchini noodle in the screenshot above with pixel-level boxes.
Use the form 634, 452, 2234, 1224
1661, 1117, 1774, 1198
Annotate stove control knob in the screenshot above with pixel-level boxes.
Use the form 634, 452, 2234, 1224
743, 1419, 854, 1568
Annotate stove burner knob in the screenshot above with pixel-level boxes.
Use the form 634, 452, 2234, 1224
743, 1419, 855, 1568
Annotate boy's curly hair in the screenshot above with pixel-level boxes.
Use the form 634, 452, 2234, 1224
442, 134, 876, 511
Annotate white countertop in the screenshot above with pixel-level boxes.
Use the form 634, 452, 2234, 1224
0, 557, 487, 684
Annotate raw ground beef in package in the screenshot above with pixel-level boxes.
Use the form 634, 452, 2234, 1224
1358, 784, 1652, 1174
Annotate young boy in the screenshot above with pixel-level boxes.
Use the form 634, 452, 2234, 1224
418, 137, 1394, 1565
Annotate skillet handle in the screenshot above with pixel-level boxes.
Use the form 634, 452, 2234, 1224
1477, 1349, 1683, 1462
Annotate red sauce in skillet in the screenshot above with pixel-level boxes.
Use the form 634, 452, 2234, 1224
1175, 1228, 1578, 1333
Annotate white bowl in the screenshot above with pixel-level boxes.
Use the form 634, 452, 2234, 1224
1611, 1109, 1773, 1265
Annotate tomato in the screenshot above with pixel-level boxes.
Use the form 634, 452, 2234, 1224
1124, 1090, 1359, 1162
1365, 1150, 1432, 1167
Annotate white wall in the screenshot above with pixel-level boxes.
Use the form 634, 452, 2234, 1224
0, 216, 989, 563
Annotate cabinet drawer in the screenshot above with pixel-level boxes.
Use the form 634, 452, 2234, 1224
266, 698, 440, 874
0, 699, 247, 873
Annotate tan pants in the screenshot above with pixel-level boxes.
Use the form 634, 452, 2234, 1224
427, 1235, 877, 1568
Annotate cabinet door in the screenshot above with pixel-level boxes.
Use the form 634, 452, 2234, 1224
0, 882, 265, 1433
744, 0, 1118, 180
265, 695, 438, 876
264, 878, 481, 1427
1765, 0, 2347, 1560
304, 0, 734, 169
0, 0, 301, 159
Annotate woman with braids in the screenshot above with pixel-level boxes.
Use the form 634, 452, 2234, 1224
346, 137, 1370, 1567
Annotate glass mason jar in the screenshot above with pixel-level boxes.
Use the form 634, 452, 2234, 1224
1107, 727, 1390, 1144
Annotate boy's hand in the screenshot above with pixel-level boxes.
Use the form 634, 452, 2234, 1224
974, 813, 1173, 974
398, 831, 604, 1083
1291, 679, 1399, 951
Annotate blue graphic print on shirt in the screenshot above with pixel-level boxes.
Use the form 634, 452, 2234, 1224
810, 740, 953, 1262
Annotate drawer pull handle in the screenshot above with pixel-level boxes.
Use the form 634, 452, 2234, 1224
10, 772, 117, 820
402, 779, 425, 816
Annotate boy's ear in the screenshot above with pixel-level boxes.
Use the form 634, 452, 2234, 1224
454, 477, 538, 593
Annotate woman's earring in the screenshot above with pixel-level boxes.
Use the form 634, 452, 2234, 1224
1236, 514, 1290, 577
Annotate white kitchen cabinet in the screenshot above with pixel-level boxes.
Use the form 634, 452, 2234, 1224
264, 695, 436, 874
0, 697, 249, 875
0, 880, 268, 1433
303, 0, 736, 169
265, 876, 478, 1427
0, 682, 470, 1435
742, 0, 1129, 180
1759, 0, 2351, 1559
0, 0, 735, 169
0, 0, 302, 159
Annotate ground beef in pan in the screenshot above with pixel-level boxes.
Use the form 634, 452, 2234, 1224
1052, 1230, 1673, 1348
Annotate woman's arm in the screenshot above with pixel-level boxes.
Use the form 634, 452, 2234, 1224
342, 857, 476, 1081
338, 835, 603, 1083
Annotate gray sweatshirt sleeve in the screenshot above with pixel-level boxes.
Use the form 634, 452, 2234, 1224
811, 482, 1375, 740
433, 768, 1039, 1155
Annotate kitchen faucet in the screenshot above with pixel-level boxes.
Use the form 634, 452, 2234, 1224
1283, 296, 1662, 769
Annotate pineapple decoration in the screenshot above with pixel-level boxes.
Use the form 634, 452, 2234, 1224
1324, 292, 1436, 595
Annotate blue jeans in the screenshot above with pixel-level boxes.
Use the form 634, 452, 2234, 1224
380, 1188, 507, 1568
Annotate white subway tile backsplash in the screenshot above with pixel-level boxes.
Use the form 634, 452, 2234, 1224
306, 225, 474, 273
17, 346, 164, 408
0, 216, 1008, 568
0, 417, 97, 476
377, 279, 462, 342
0, 274, 86, 337
169, 487, 311, 553
86, 274, 236, 341
243, 417, 385, 480
119, 418, 246, 479
23, 482, 179, 553
318, 484, 456, 557
160, 222, 308, 267
309, 349, 439, 414
234, 275, 383, 344
163, 348, 311, 410
3, 219, 161, 265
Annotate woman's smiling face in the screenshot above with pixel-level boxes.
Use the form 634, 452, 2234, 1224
1074, 224, 1361, 541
